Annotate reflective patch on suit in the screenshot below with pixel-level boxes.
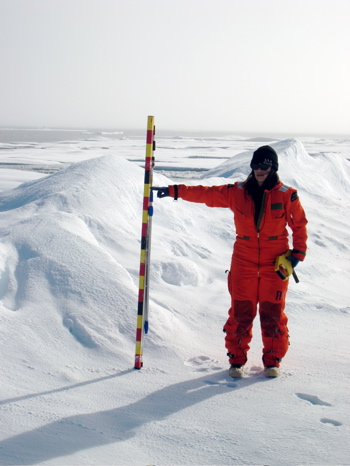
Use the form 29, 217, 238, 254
291, 191, 299, 202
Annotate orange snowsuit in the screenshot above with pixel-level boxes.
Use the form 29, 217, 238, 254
168, 181, 308, 367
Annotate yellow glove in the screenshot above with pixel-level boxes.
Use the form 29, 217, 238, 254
275, 250, 299, 283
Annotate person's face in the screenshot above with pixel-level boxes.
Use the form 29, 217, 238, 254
253, 165, 271, 186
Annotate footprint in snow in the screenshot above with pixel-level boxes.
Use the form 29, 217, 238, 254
296, 393, 332, 406
320, 418, 343, 427
296, 393, 343, 427
184, 355, 222, 372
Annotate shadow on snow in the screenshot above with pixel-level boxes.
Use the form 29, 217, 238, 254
0, 369, 267, 464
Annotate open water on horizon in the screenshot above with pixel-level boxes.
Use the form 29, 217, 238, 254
0, 128, 130, 144
1, 127, 349, 145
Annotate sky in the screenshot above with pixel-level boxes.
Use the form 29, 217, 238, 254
1, 0, 349, 135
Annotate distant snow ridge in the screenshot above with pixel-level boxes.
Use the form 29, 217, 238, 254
203, 138, 312, 179
204, 138, 350, 198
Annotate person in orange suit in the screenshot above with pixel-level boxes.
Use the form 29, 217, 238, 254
153, 145, 308, 378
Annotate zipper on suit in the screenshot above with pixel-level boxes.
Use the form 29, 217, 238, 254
257, 232, 260, 275
256, 191, 267, 231
256, 191, 267, 276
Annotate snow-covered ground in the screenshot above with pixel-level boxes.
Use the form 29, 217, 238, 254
0, 129, 349, 465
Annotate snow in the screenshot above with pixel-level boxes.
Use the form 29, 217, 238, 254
0, 130, 349, 465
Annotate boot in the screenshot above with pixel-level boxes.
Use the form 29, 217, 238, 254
229, 364, 244, 378
264, 366, 280, 378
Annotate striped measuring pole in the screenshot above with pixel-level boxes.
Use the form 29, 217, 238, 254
134, 116, 156, 369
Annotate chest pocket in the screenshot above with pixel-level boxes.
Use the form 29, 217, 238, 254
271, 202, 285, 219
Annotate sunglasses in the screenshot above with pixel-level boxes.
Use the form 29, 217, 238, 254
251, 163, 272, 171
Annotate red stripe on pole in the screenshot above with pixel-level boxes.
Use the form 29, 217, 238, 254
135, 355, 142, 369
143, 197, 149, 209
146, 129, 154, 144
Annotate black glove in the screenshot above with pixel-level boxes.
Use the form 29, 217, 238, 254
286, 255, 300, 268
152, 187, 170, 198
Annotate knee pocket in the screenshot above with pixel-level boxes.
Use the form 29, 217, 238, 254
260, 301, 287, 336
260, 301, 282, 321
233, 300, 255, 325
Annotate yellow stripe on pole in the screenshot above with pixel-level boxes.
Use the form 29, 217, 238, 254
137, 315, 143, 327
142, 210, 149, 223
135, 341, 142, 354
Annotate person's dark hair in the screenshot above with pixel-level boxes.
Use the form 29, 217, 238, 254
244, 169, 279, 225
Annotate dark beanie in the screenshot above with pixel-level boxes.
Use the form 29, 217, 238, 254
250, 145, 279, 171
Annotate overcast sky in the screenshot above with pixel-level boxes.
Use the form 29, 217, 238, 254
1, 0, 349, 135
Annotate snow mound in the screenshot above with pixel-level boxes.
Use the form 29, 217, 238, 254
0, 155, 148, 362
